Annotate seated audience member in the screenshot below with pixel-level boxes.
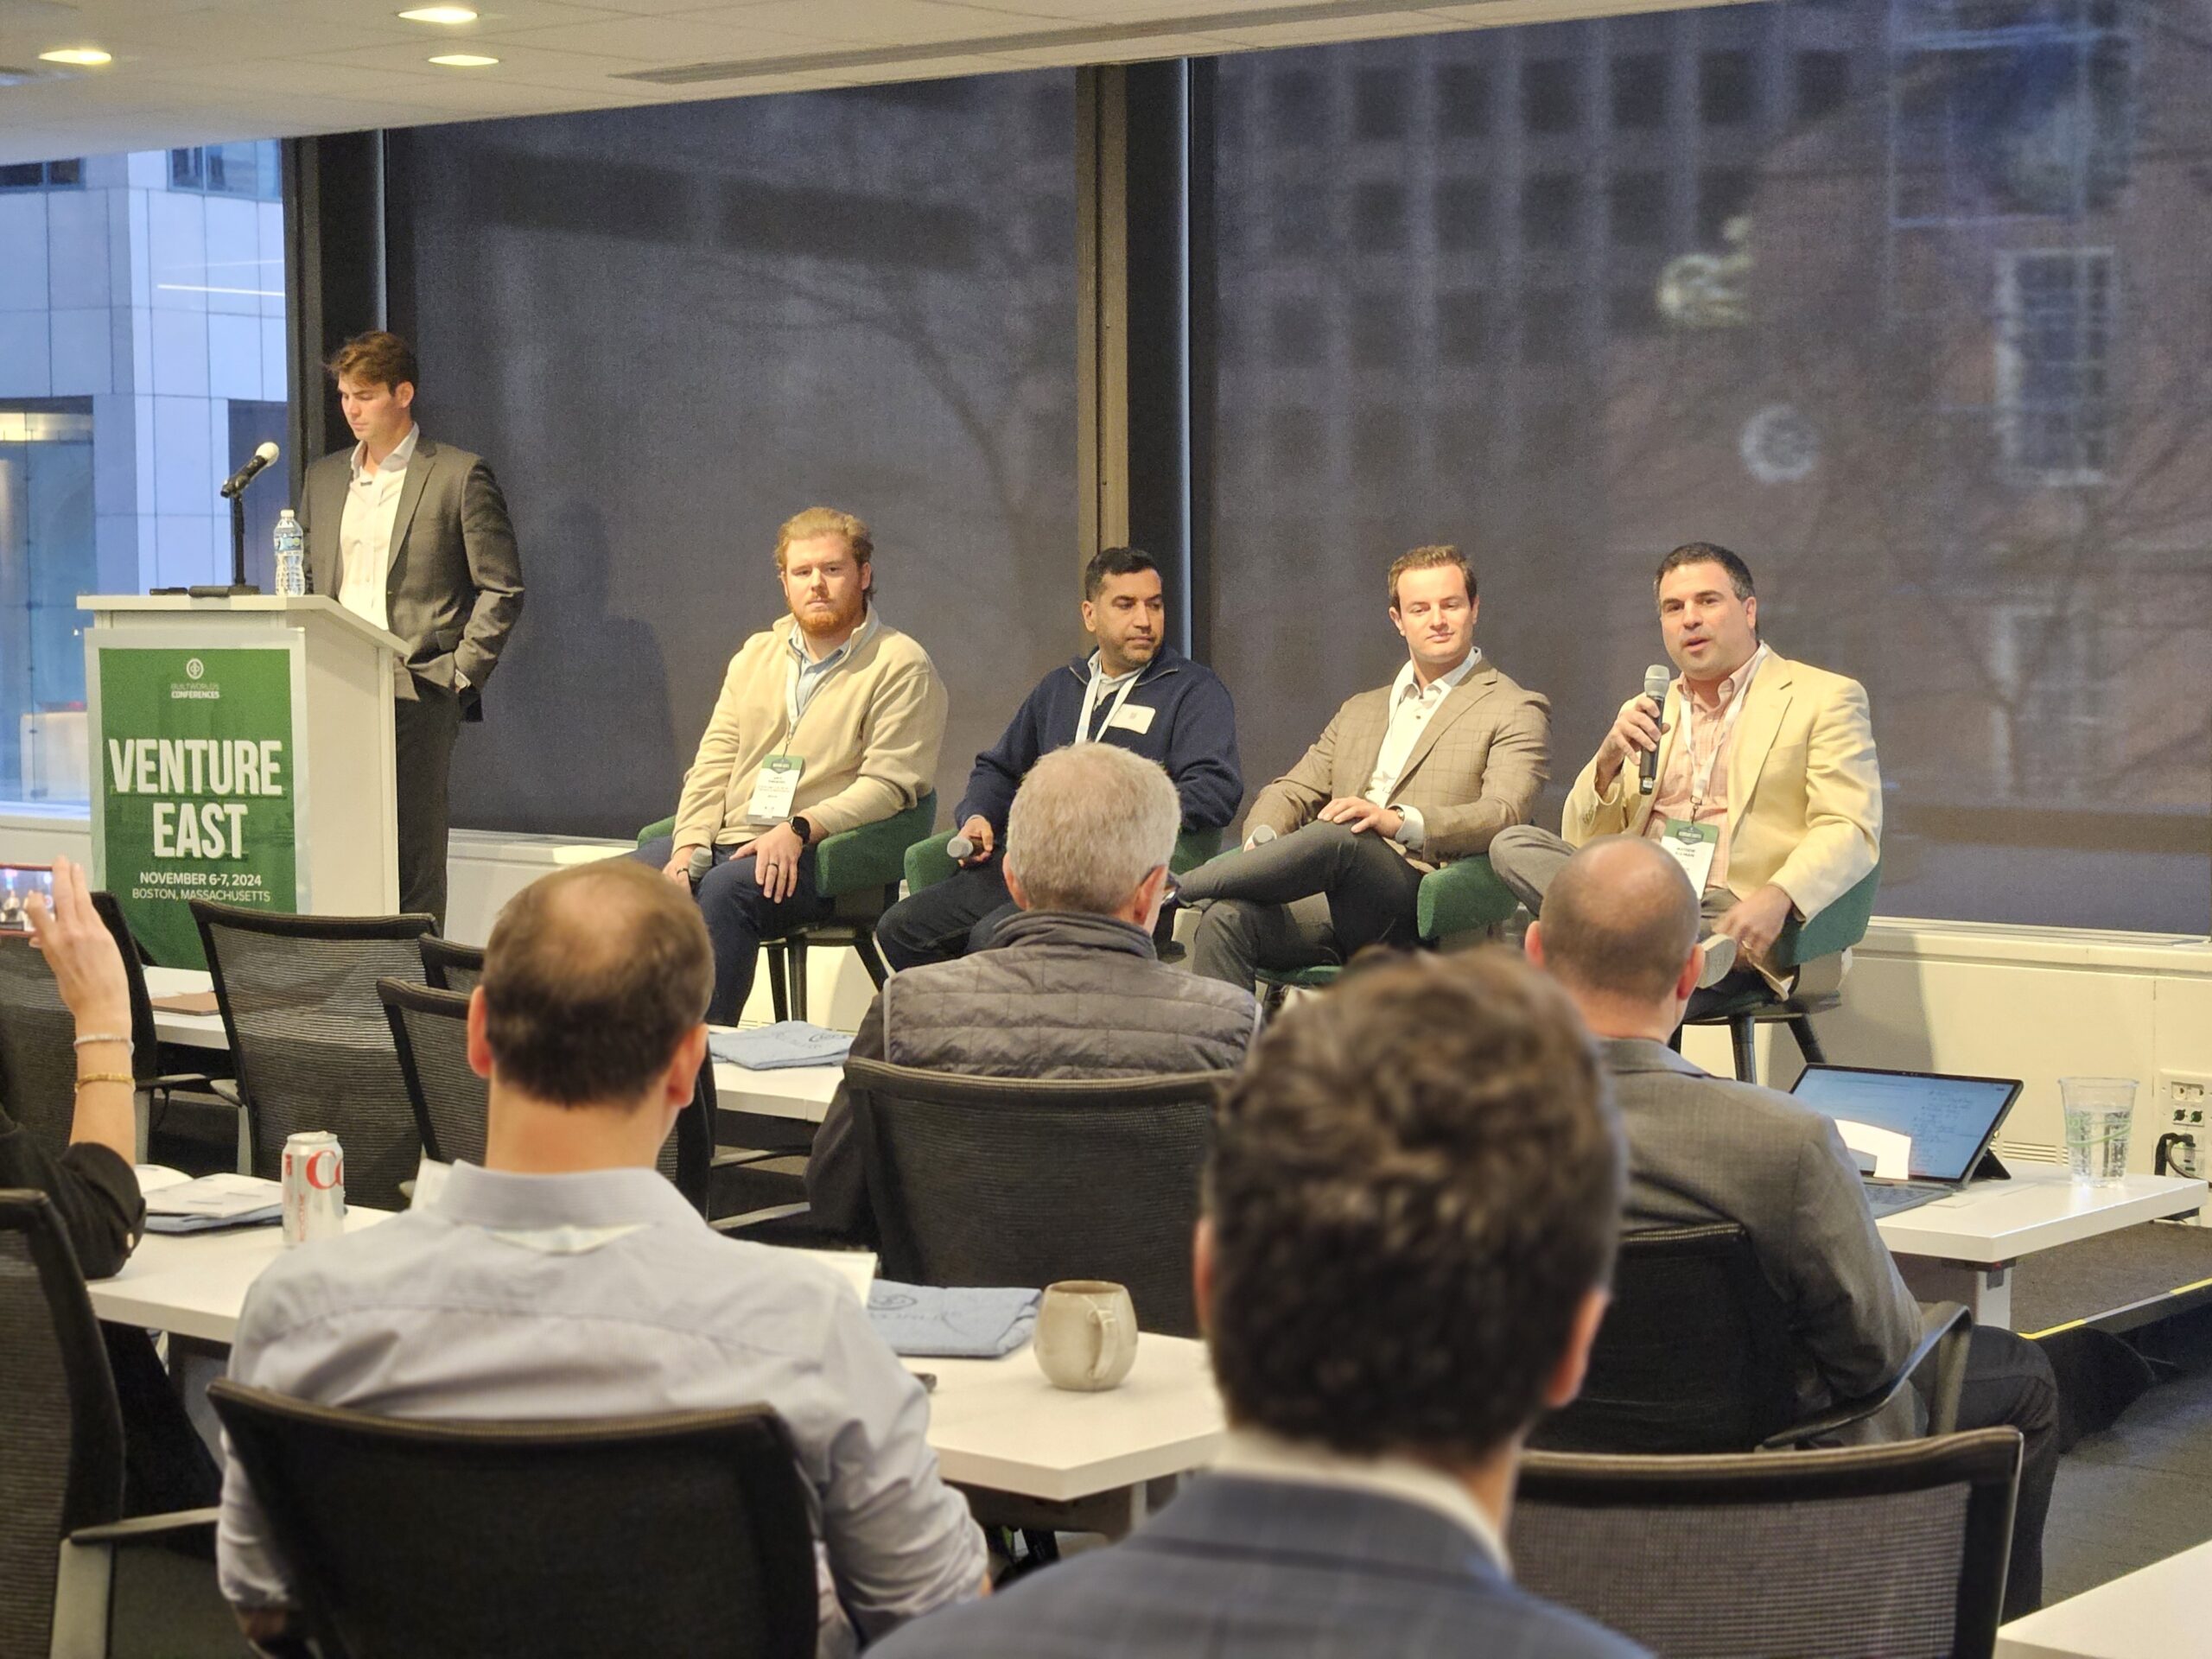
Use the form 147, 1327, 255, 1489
1492, 542, 1879, 1006
1176, 544, 1548, 994
1523, 836, 2056, 1618
873, 950, 1643, 1659
18, 856, 220, 1515
216, 861, 987, 1656
809, 745, 1258, 1242
874, 545, 1242, 970
637, 506, 949, 1022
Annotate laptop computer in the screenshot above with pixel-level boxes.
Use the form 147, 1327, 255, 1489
1788, 1065, 2024, 1219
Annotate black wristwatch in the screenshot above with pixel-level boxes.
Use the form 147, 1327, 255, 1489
789, 816, 814, 845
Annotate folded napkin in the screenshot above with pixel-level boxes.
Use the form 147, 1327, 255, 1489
866, 1281, 1039, 1359
709, 1021, 855, 1071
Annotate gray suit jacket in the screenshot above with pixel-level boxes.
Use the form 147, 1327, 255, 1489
871, 1474, 1645, 1658
299, 434, 524, 715
1246, 658, 1549, 871
1603, 1037, 1922, 1434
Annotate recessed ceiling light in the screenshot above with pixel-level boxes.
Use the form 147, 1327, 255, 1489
38, 47, 112, 66
428, 52, 499, 66
399, 6, 479, 22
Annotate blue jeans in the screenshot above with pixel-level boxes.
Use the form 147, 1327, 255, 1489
634, 835, 836, 1024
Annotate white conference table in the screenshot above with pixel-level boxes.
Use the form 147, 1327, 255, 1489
1994, 1537, 2211, 1657
1875, 1170, 2203, 1328
86, 1212, 1224, 1508
147, 965, 838, 1130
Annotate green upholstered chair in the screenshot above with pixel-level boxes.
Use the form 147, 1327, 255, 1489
1239, 849, 1521, 1018
1681, 860, 1881, 1084
903, 825, 1223, 895
637, 792, 938, 1023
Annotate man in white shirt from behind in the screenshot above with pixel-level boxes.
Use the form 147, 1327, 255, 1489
218, 859, 987, 1655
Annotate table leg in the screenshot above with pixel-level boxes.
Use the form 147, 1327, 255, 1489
1898, 1256, 2012, 1329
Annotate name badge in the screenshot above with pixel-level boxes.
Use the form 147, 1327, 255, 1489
1107, 702, 1156, 735
1659, 817, 1719, 893
747, 753, 805, 823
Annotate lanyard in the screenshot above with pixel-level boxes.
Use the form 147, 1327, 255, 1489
1677, 645, 1765, 816
1075, 658, 1141, 744
785, 613, 870, 740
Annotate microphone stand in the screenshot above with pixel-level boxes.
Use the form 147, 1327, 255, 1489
189, 474, 265, 598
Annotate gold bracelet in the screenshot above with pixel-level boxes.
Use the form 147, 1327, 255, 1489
74, 1071, 134, 1091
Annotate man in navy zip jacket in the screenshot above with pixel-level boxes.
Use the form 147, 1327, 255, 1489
875, 546, 1242, 969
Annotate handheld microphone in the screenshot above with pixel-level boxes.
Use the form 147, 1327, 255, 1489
686, 846, 713, 888
1637, 664, 1671, 796
1247, 825, 1277, 848
946, 834, 976, 862
219, 442, 280, 500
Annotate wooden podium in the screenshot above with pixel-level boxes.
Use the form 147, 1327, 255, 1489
80, 595, 404, 964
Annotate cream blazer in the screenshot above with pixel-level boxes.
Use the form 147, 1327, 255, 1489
1562, 649, 1880, 924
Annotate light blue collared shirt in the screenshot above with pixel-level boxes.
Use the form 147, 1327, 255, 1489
1365, 646, 1484, 852
786, 607, 876, 731
218, 1162, 984, 1654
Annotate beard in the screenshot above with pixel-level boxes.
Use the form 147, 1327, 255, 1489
794, 588, 866, 640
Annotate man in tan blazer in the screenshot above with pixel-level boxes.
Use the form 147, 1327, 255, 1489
1179, 545, 1549, 991
1491, 542, 1879, 1001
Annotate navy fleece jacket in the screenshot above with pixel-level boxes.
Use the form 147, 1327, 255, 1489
954, 645, 1243, 836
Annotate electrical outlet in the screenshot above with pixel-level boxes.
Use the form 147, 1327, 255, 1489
2161, 1072, 2212, 1122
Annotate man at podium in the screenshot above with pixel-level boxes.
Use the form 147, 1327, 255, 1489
299, 331, 525, 927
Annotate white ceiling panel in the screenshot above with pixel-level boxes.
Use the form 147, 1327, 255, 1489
0, 0, 1702, 164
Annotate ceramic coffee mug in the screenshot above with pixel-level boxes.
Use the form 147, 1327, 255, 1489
1033, 1280, 1139, 1391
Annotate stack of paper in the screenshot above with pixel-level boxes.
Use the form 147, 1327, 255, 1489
141, 1172, 283, 1234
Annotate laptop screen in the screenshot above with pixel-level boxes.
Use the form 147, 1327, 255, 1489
1789, 1065, 2022, 1184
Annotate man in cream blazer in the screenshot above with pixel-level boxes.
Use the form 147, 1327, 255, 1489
1491, 542, 1878, 1001
1179, 545, 1549, 992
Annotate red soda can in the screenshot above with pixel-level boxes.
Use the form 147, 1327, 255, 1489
282, 1131, 346, 1246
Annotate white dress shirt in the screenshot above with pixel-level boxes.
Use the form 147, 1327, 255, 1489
1212, 1426, 1511, 1573
335, 425, 417, 637
218, 1162, 985, 1656
1363, 647, 1482, 851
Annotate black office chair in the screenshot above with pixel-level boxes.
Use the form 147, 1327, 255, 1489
416, 935, 485, 995
0, 1192, 224, 1657
1532, 1223, 1972, 1453
191, 900, 433, 1211
0, 892, 223, 1160
208, 1381, 817, 1659
376, 976, 740, 1223
844, 1057, 1222, 1336
1512, 1430, 2023, 1658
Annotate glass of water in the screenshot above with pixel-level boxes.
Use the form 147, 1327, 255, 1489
2059, 1077, 2137, 1186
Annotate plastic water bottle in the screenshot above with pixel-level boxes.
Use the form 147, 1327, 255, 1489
274, 509, 306, 596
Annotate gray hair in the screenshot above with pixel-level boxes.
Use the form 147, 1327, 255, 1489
1005, 745, 1179, 914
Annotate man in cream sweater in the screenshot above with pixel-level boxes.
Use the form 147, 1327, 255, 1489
638, 507, 947, 1023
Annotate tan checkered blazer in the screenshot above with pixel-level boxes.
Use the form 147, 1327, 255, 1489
1244, 660, 1551, 872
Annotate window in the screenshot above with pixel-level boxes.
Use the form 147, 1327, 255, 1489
1352, 67, 1407, 140
1435, 177, 1491, 251
1438, 289, 1489, 363
1437, 63, 1491, 137
1351, 181, 1408, 251
1522, 173, 1583, 250
1609, 173, 1667, 246
1700, 49, 1757, 125
1269, 71, 1324, 145
1271, 299, 1326, 365
168, 142, 281, 200
1351, 293, 1406, 367
1697, 167, 1755, 244
1, 148, 289, 808
0, 159, 81, 190
1796, 50, 1852, 118
1612, 54, 1668, 129
1523, 60, 1580, 134
1522, 293, 1580, 362
1996, 249, 2113, 485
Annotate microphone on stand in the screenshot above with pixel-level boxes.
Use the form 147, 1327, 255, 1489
1637, 664, 1672, 796
219, 442, 279, 500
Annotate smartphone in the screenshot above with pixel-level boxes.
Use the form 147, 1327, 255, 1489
0, 864, 54, 936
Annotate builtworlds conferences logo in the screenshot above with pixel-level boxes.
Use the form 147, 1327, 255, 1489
170, 658, 219, 700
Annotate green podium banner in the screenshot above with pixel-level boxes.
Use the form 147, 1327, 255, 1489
95, 645, 298, 967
